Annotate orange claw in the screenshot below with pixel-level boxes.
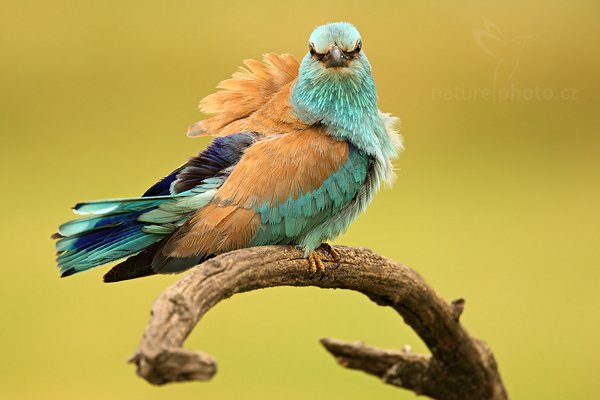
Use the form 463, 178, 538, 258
307, 251, 325, 273
318, 243, 341, 264
306, 243, 342, 273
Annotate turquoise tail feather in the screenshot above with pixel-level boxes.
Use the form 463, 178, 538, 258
56, 196, 176, 277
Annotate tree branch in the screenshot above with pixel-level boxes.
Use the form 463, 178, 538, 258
130, 245, 508, 400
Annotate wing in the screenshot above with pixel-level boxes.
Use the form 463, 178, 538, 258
187, 53, 308, 137
151, 127, 371, 272
132, 132, 263, 238
64, 133, 260, 281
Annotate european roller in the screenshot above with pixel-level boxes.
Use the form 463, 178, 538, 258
53, 22, 403, 282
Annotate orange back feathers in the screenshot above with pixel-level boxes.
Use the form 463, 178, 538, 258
215, 127, 348, 207
188, 53, 305, 137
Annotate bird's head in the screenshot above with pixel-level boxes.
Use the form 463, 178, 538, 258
292, 22, 378, 130
304, 22, 366, 73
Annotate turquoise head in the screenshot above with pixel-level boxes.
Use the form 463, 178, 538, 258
294, 22, 374, 98
292, 22, 384, 154
308, 22, 363, 69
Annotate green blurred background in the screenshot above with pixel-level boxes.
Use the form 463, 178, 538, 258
1, 1, 599, 399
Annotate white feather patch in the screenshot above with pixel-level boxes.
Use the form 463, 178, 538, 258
378, 111, 404, 187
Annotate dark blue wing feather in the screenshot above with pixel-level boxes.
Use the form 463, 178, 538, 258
142, 168, 182, 197
172, 133, 259, 193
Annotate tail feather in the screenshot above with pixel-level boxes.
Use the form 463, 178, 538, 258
56, 212, 145, 251
73, 195, 178, 215
59, 230, 163, 277
58, 211, 142, 237
103, 242, 162, 283
57, 221, 141, 255
55, 196, 177, 277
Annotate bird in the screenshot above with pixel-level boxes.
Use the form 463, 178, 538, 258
53, 22, 403, 283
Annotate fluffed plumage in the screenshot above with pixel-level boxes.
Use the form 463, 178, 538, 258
54, 22, 403, 282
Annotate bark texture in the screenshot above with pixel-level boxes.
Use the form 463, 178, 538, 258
131, 245, 508, 400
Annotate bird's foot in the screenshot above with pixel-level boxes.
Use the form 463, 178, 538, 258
306, 243, 341, 273
307, 251, 325, 273
318, 243, 341, 265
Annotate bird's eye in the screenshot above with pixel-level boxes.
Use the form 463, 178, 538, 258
355, 40, 362, 52
309, 43, 316, 56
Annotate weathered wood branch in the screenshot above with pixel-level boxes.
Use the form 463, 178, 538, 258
131, 245, 508, 400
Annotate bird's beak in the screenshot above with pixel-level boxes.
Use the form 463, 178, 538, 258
325, 45, 349, 68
